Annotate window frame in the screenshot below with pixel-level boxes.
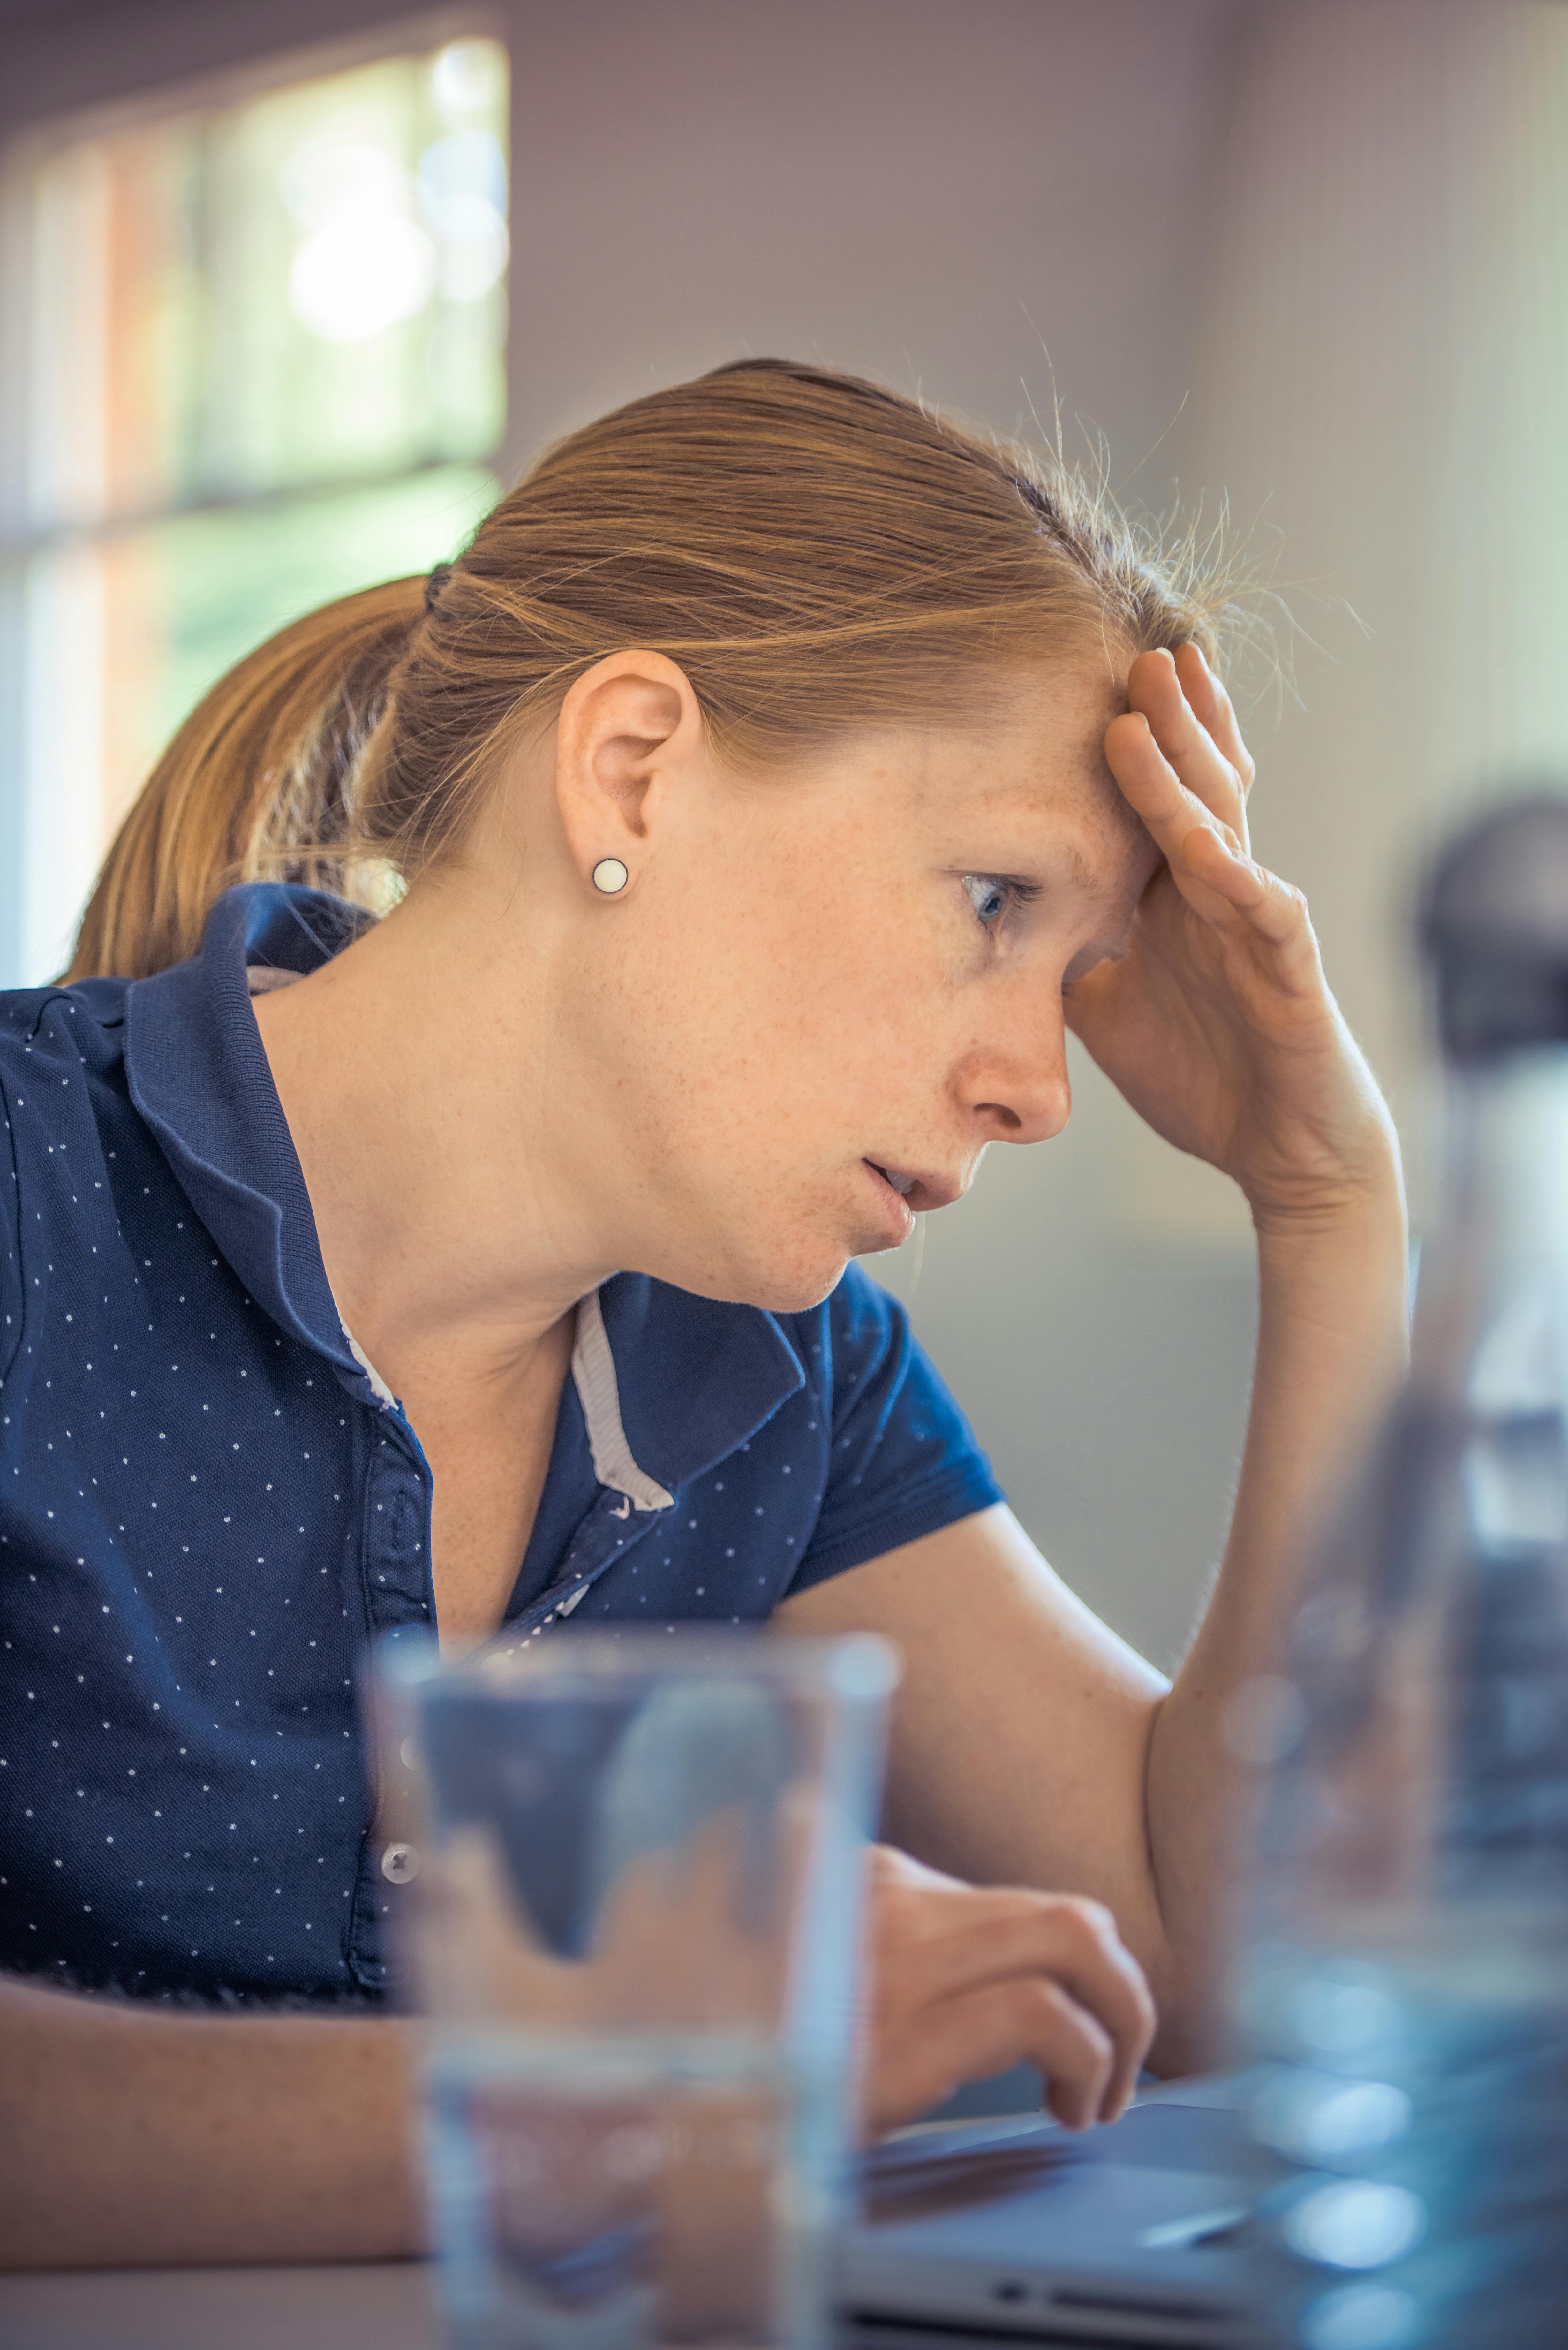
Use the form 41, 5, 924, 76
0, 5, 509, 987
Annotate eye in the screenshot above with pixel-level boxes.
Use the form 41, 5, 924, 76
962, 873, 1036, 929
962, 874, 1009, 925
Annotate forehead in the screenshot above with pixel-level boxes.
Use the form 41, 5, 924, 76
905, 658, 1151, 878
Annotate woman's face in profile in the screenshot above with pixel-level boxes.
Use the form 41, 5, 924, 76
570, 658, 1160, 1314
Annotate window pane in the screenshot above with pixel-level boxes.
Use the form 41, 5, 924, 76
16, 463, 497, 982
23, 35, 509, 531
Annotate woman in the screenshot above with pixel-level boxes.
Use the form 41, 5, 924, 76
0, 360, 1406, 2268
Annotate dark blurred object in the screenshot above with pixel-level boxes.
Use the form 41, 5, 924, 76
1233, 791, 1568, 2350
1423, 795, 1568, 1062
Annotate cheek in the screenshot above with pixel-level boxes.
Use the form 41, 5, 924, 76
735, 899, 942, 1112
672, 859, 899, 1046
616, 846, 951, 1172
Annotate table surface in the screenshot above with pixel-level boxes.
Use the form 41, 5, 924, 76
0, 2086, 1236, 2349
0, 2266, 1030, 2350
0, 2260, 443, 2350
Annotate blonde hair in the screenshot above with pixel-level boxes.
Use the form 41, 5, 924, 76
69, 359, 1231, 982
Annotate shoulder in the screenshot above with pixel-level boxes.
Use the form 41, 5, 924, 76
0, 979, 133, 1242
0, 977, 130, 1089
782, 1264, 1005, 1592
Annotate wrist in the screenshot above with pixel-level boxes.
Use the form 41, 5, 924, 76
1243, 1117, 1406, 1250
1250, 1128, 1408, 1315
1250, 1150, 1411, 1375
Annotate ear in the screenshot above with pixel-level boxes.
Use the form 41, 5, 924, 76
553, 650, 706, 896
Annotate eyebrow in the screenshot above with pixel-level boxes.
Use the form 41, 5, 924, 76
1051, 837, 1095, 891
1021, 817, 1138, 902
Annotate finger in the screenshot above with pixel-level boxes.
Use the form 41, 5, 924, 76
952, 1976, 1117, 2133
879, 1894, 1155, 2123
970, 1902, 1154, 2122
869, 1974, 1115, 2137
1179, 827, 1323, 986
1104, 711, 1242, 922
867, 1842, 960, 1899
1173, 642, 1255, 801
1126, 648, 1247, 838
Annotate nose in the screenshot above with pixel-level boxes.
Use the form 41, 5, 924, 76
952, 993, 1072, 1147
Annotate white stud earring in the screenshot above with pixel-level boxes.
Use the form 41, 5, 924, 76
592, 858, 629, 895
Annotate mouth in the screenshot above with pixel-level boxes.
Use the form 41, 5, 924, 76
863, 1160, 964, 1217
868, 1162, 916, 1197
862, 1161, 918, 1246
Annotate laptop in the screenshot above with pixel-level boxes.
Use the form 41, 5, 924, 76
840, 2080, 1263, 2347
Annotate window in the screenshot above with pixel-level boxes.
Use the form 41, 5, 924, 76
0, 29, 509, 985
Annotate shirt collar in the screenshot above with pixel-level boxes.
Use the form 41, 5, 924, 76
124, 882, 371, 1386
579, 1275, 804, 1511
122, 881, 804, 1493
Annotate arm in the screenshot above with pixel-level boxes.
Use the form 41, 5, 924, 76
1144, 1186, 1406, 2054
0, 1894, 1156, 2267
781, 642, 1409, 2070
779, 1185, 1406, 2069
0, 1975, 426, 2270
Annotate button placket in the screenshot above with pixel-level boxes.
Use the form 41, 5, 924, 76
499, 1486, 670, 1648
362, 1433, 434, 1630
348, 1425, 433, 1990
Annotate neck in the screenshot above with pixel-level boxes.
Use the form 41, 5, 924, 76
251, 872, 615, 1395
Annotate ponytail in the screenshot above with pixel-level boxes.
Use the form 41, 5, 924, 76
65, 577, 424, 982
68, 358, 1235, 985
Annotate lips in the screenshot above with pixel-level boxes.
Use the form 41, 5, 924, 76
863, 1161, 964, 1213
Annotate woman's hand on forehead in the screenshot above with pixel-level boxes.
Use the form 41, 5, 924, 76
1109, 642, 1257, 892
1064, 643, 1398, 1229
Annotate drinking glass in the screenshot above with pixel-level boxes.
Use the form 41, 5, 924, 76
374, 1629, 898, 2350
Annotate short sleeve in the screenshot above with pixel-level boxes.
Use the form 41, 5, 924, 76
789, 1264, 1004, 1592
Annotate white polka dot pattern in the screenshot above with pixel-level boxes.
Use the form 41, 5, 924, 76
0, 885, 1002, 2005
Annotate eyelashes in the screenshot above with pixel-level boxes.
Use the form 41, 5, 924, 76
961, 873, 1041, 929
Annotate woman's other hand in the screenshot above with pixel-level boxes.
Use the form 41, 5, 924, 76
1068, 646, 1399, 1232
862, 1845, 1156, 2140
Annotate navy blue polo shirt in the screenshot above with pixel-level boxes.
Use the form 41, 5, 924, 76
0, 884, 1001, 2005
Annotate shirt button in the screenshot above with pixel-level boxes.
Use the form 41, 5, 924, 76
380, 1842, 419, 1884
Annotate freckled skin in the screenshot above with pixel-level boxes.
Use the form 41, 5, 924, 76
252, 653, 1154, 1638
488, 655, 1157, 1320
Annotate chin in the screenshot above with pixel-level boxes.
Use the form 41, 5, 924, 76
670, 1227, 852, 1317
747, 1200, 880, 1313
648, 1182, 881, 1315
744, 1262, 851, 1315
712, 1250, 850, 1317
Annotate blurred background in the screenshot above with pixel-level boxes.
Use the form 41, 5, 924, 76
2, 0, 1565, 1667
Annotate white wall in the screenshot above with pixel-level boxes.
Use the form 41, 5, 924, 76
1133, 0, 1568, 1240
494, 0, 1238, 478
